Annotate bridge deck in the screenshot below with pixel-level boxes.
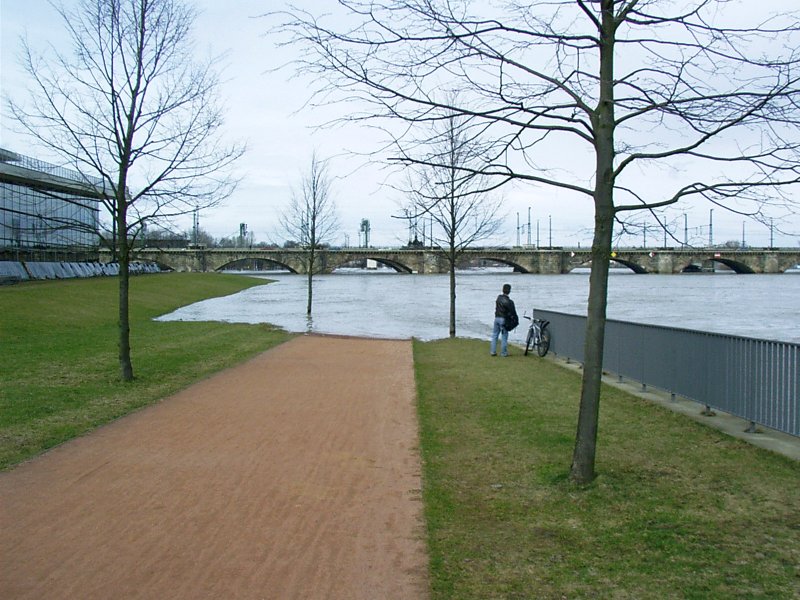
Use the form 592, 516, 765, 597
118, 247, 800, 275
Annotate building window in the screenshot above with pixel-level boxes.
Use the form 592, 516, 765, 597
0, 149, 103, 251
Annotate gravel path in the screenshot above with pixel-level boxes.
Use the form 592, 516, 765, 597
1, 335, 429, 599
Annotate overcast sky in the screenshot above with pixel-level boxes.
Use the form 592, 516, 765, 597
2, 0, 799, 248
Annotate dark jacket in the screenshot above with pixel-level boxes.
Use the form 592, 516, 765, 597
495, 293, 517, 320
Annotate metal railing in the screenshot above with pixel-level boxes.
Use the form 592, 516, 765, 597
535, 309, 799, 438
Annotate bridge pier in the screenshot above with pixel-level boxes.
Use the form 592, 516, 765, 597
422, 252, 447, 274
657, 254, 676, 274
495, 250, 568, 273
763, 253, 781, 274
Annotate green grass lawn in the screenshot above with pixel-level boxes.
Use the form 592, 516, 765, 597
0, 272, 292, 469
414, 338, 800, 599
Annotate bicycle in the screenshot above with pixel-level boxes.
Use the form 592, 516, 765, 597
523, 313, 551, 357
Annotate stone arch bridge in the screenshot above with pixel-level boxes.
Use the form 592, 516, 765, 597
122, 247, 800, 274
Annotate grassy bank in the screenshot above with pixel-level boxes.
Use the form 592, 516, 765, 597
0, 273, 292, 469
414, 338, 800, 599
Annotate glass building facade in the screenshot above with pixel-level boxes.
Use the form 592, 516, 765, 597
0, 148, 103, 251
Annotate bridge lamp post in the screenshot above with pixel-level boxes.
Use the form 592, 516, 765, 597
684, 214, 688, 247
549, 214, 552, 248
527, 207, 532, 246
709, 209, 714, 247
770, 217, 774, 249
192, 207, 199, 245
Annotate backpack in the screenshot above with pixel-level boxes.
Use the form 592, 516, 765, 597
504, 312, 519, 332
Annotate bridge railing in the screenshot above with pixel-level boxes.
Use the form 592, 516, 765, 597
534, 309, 799, 438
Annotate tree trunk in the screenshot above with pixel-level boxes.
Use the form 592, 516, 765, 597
570, 203, 613, 482
570, 0, 615, 484
306, 248, 314, 316
448, 245, 457, 338
111, 200, 118, 262
117, 198, 133, 381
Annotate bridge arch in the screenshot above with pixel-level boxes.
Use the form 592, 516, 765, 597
565, 254, 647, 274
322, 250, 428, 273
609, 257, 648, 274
706, 257, 754, 274
676, 256, 755, 274
473, 255, 529, 273
330, 256, 412, 273
216, 257, 297, 274
564, 256, 591, 273
367, 258, 412, 273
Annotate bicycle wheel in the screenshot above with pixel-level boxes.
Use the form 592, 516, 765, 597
524, 328, 533, 356
537, 327, 551, 357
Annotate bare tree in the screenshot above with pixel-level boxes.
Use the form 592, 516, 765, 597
401, 109, 503, 337
275, 0, 800, 483
280, 153, 339, 316
8, 0, 243, 381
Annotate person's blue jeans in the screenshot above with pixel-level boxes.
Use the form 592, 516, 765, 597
490, 316, 508, 356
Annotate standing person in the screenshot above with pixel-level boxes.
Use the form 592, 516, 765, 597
490, 283, 518, 357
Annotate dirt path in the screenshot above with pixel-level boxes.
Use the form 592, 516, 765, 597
1, 336, 429, 599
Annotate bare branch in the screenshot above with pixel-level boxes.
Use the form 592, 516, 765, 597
270, 0, 800, 482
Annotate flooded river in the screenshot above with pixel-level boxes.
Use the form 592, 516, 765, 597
157, 270, 800, 344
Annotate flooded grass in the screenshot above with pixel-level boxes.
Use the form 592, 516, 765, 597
0, 273, 292, 469
414, 338, 800, 599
